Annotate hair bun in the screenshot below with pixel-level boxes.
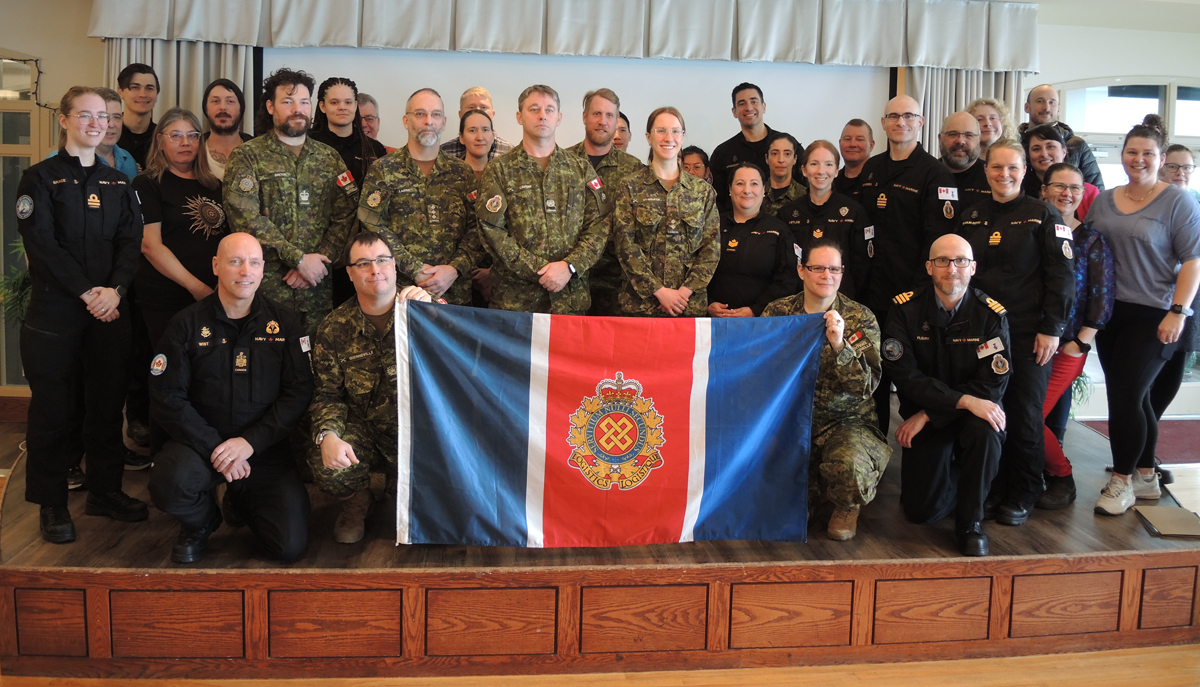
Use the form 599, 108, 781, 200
1142, 114, 1166, 134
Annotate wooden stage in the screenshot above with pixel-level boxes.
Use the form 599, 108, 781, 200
1, 422, 1198, 680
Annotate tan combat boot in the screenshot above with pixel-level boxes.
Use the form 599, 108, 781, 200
827, 504, 860, 541
334, 489, 372, 544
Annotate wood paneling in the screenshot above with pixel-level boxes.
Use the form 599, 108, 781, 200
730, 582, 852, 648
14, 589, 86, 656
850, 579, 874, 646
874, 578, 990, 644
581, 585, 707, 653
85, 587, 110, 658
0, 393, 29, 423
988, 574, 1012, 640
269, 590, 401, 657
109, 591, 243, 658
1011, 572, 1122, 638
402, 586, 425, 658
1140, 567, 1197, 630
0, 586, 16, 656
557, 584, 581, 656
707, 581, 731, 652
426, 588, 556, 656
245, 588, 268, 660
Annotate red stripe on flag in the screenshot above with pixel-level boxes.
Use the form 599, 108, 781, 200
541, 316, 696, 547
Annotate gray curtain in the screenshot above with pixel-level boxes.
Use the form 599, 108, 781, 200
909, 67, 1026, 153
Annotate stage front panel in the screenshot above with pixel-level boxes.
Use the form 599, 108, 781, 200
580, 585, 708, 653
729, 581, 853, 648
1010, 572, 1122, 638
269, 590, 403, 657
1139, 567, 1197, 630
14, 588, 86, 657
109, 591, 244, 658
873, 578, 991, 644
425, 588, 557, 656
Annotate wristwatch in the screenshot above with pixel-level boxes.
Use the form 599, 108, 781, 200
567, 262, 577, 278
1170, 303, 1195, 316
113, 285, 126, 299
1071, 337, 1092, 353
315, 430, 337, 446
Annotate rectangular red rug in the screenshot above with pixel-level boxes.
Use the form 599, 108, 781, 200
1080, 420, 1200, 464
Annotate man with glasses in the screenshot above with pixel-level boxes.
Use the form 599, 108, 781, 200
939, 112, 990, 211
308, 234, 432, 543
477, 84, 611, 314
223, 68, 359, 337
762, 240, 889, 542
861, 95, 959, 434
357, 93, 397, 154
440, 87, 513, 161
357, 88, 483, 306
709, 83, 801, 213
567, 88, 643, 315
881, 234, 1010, 556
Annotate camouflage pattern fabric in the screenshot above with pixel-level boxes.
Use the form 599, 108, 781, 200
357, 148, 484, 305
613, 166, 720, 317
476, 145, 612, 315
761, 178, 808, 219
306, 420, 393, 498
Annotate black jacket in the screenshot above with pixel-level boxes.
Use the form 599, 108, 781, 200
948, 159, 992, 215
150, 293, 314, 459
956, 193, 1075, 337
706, 212, 800, 315
882, 285, 1011, 428
777, 191, 872, 300
859, 143, 959, 316
709, 125, 800, 213
16, 150, 142, 304
1018, 121, 1104, 190
834, 167, 866, 204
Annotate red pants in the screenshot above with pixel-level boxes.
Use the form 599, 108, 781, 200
1042, 350, 1088, 477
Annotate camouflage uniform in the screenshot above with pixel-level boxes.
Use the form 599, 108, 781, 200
761, 178, 808, 219
357, 148, 484, 306
223, 133, 359, 335
307, 297, 397, 498
762, 291, 890, 507
613, 166, 720, 317
477, 145, 612, 314
566, 142, 644, 315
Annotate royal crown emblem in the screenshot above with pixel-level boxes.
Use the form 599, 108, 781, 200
566, 372, 664, 490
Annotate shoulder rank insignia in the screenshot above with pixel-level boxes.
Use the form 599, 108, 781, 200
985, 297, 1007, 315
566, 372, 664, 491
892, 291, 914, 305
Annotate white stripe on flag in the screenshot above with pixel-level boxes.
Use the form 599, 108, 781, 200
680, 318, 711, 543
525, 313, 551, 548
394, 298, 412, 545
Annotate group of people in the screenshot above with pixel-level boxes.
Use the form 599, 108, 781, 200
14, 61, 1199, 562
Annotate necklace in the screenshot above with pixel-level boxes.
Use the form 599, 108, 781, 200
1124, 181, 1160, 203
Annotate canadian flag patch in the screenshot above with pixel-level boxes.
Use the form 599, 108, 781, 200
337, 171, 355, 187
588, 177, 603, 190
468, 190, 478, 201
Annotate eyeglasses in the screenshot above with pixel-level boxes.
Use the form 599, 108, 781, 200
108, 113, 123, 123
406, 110, 445, 121
360, 115, 379, 123
164, 131, 201, 143
351, 256, 395, 270
930, 257, 974, 268
70, 112, 110, 124
804, 265, 844, 274
884, 113, 921, 122
1045, 182, 1084, 195
651, 127, 685, 137
942, 131, 979, 140
1164, 163, 1196, 173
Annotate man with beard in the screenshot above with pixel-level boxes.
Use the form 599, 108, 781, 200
201, 79, 253, 180
709, 83, 800, 213
440, 87, 513, 161
223, 68, 358, 335
1018, 84, 1104, 190
860, 95, 959, 433
566, 88, 643, 315
939, 112, 990, 212
834, 119, 875, 203
116, 63, 159, 169
356, 88, 483, 305
882, 234, 1010, 556
477, 84, 612, 314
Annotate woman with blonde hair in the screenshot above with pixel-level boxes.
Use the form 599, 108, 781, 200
614, 106, 719, 316
967, 97, 1015, 156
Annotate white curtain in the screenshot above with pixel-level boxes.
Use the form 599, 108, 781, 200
546, 0, 646, 58
909, 67, 1026, 153
737, 0, 820, 64
362, 0, 454, 51
647, 0, 734, 61
104, 38, 255, 135
456, 0, 546, 54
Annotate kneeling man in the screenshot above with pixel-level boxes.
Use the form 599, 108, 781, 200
150, 233, 314, 564
881, 234, 1010, 556
763, 239, 890, 541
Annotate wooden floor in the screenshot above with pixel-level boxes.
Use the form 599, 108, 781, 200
1, 421, 1197, 570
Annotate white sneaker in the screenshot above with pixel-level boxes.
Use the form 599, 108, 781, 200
1131, 470, 1161, 500
1095, 475, 1135, 516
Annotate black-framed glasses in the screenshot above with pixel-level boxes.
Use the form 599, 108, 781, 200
930, 257, 974, 268
360, 115, 379, 123
941, 130, 979, 140
804, 264, 844, 274
1164, 163, 1196, 173
351, 256, 395, 270
884, 113, 921, 122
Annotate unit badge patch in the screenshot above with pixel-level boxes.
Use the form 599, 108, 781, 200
943, 200, 954, 219
265, 320, 280, 335
1062, 241, 1073, 259
238, 175, 255, 192
485, 194, 503, 213
567, 372, 664, 490
150, 354, 167, 376
992, 353, 1009, 375
839, 206, 849, 217
15, 195, 32, 220
882, 338, 904, 360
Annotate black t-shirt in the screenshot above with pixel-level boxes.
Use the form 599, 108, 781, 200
118, 122, 155, 170
309, 127, 387, 191
132, 170, 227, 310
706, 212, 801, 315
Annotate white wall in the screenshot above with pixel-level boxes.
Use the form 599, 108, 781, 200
264, 47, 890, 160
1035, 23, 1200, 88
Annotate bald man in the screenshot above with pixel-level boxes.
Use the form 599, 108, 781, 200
881, 234, 1011, 556
859, 95, 959, 433
1017, 84, 1103, 189
149, 233, 313, 564
939, 111, 990, 211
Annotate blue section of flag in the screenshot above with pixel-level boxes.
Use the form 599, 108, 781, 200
692, 315, 824, 543
407, 302, 532, 546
